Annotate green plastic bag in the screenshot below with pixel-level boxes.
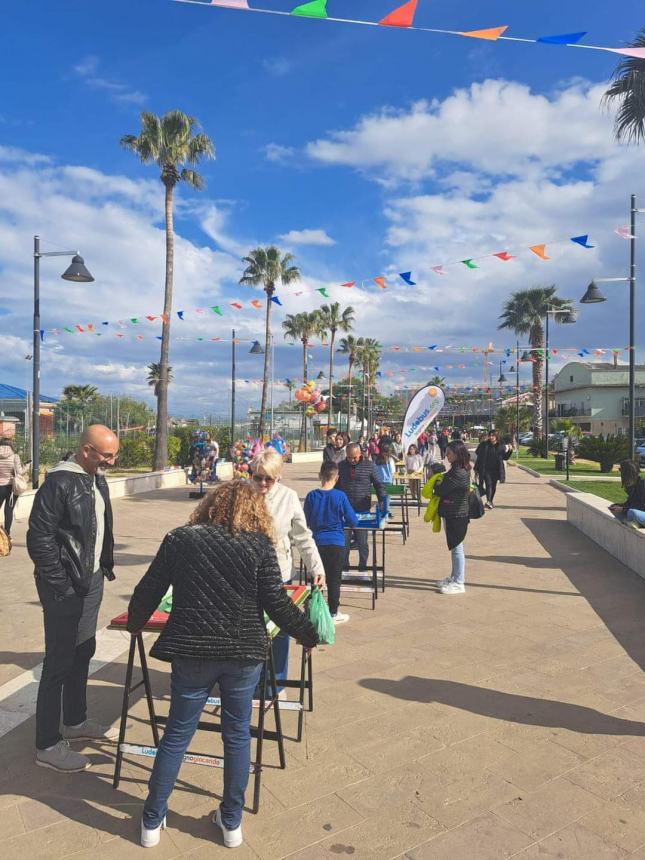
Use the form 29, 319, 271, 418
308, 588, 335, 645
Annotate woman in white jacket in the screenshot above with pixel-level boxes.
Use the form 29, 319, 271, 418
250, 449, 325, 692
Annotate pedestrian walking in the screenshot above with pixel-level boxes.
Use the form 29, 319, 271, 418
0, 436, 27, 536
367, 433, 380, 460
27, 425, 119, 773
474, 430, 512, 509
438, 429, 449, 459
434, 440, 471, 594
390, 432, 404, 460
337, 443, 385, 571
127, 481, 318, 849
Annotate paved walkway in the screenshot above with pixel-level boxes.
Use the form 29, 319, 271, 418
2, 463, 645, 858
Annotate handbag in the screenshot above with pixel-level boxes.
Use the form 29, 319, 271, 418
0, 526, 11, 557
468, 486, 485, 520
12, 456, 28, 496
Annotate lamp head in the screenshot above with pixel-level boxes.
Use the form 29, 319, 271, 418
249, 341, 264, 354
580, 281, 607, 304
520, 351, 532, 362
498, 374, 507, 383
562, 308, 578, 324
61, 255, 94, 283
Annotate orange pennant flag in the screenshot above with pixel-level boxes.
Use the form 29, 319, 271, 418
160, 313, 170, 324
529, 244, 550, 260
374, 277, 387, 289
459, 25, 508, 41
250, 299, 263, 309
379, 0, 418, 28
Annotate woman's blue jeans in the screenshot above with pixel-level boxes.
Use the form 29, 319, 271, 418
626, 508, 645, 527
451, 542, 466, 584
143, 656, 263, 831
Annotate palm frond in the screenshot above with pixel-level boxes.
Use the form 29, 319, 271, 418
603, 28, 645, 143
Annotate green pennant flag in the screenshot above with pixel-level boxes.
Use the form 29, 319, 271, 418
196, 337, 204, 341
461, 259, 478, 269
211, 306, 223, 316
317, 287, 330, 297
130, 317, 139, 324
64, 327, 74, 333
291, 0, 328, 18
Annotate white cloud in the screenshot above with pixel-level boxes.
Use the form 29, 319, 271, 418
264, 143, 295, 163
278, 229, 336, 247
72, 55, 147, 107
262, 57, 292, 77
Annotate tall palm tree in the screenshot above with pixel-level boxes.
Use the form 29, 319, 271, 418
338, 335, 364, 434
240, 247, 301, 439
282, 310, 324, 450
603, 28, 645, 142
316, 302, 355, 424
121, 111, 215, 469
357, 338, 382, 435
62, 385, 99, 432
146, 362, 173, 398
427, 375, 446, 388
498, 286, 572, 436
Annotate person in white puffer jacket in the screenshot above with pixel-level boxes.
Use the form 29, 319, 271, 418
0, 437, 25, 536
250, 448, 325, 693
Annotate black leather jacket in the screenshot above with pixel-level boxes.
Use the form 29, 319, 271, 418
27, 469, 115, 598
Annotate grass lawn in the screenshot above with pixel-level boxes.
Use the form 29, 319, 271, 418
564, 481, 626, 504
515, 455, 614, 477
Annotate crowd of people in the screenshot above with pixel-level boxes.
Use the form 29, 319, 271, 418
18, 419, 645, 850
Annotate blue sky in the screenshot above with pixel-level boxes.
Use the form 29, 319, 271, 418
1, 0, 645, 416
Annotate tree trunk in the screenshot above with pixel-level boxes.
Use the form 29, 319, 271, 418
258, 284, 274, 440
154, 182, 174, 471
300, 339, 309, 451
360, 367, 367, 437
531, 324, 545, 437
328, 328, 335, 427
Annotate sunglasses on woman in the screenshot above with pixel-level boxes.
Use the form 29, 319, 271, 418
251, 474, 276, 485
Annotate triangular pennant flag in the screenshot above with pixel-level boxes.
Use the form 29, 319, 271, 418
399, 271, 416, 286
115, 333, 124, 338
461, 259, 478, 269
374, 277, 387, 289
136, 335, 144, 341
427, 345, 438, 350
615, 225, 634, 240
230, 302, 243, 309
40, 330, 45, 342
271, 295, 283, 306
211, 306, 223, 316
494, 251, 514, 261
379, 0, 418, 28
195, 308, 205, 314
145, 315, 157, 321
607, 47, 645, 59
290, 0, 328, 19
250, 299, 263, 309
160, 313, 170, 323
64, 327, 74, 333
529, 244, 550, 260
87, 324, 94, 333
130, 318, 139, 324
75, 324, 84, 332
431, 266, 445, 275
459, 26, 508, 41
340, 281, 355, 288
177, 311, 185, 320
102, 321, 109, 326
537, 32, 587, 45
570, 234, 594, 249
210, 0, 250, 8
156, 336, 163, 340
211, 337, 221, 342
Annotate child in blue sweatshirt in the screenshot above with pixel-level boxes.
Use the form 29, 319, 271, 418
304, 461, 359, 624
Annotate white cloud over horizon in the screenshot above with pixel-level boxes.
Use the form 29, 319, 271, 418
278, 228, 336, 246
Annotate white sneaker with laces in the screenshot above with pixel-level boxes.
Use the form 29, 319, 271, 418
141, 816, 166, 848
213, 807, 243, 848
332, 612, 350, 624
437, 577, 452, 588
440, 581, 465, 594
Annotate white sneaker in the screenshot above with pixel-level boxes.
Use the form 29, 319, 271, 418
214, 807, 243, 848
437, 577, 452, 588
332, 612, 350, 624
141, 816, 166, 848
439, 581, 465, 594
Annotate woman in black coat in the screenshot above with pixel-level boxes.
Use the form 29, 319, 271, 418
474, 430, 512, 509
434, 440, 471, 594
127, 481, 318, 850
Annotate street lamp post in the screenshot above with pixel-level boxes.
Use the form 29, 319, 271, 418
230, 329, 236, 447
543, 305, 578, 459
32, 236, 93, 488
580, 194, 643, 460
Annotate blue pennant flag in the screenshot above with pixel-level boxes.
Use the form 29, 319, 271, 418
156, 336, 163, 340
40, 330, 45, 342
537, 32, 587, 45
177, 311, 185, 320
570, 234, 595, 249
427, 344, 438, 350
101, 321, 109, 326
399, 271, 416, 286
271, 295, 283, 306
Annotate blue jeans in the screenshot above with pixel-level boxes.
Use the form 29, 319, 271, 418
451, 542, 465, 584
344, 527, 369, 569
143, 656, 263, 831
626, 508, 645, 527
272, 631, 290, 692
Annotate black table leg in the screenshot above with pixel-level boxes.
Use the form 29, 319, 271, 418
113, 635, 137, 789
268, 647, 286, 770
252, 658, 267, 814
137, 633, 160, 747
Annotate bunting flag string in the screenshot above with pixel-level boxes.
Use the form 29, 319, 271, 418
176, 0, 645, 62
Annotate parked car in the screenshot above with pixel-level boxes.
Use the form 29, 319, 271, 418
636, 438, 645, 467
518, 432, 534, 445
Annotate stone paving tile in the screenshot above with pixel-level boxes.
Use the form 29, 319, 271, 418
485, 738, 584, 792
578, 797, 645, 854
566, 745, 645, 800
514, 822, 629, 858
404, 811, 533, 859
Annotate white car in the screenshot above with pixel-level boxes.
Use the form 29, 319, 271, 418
519, 432, 534, 445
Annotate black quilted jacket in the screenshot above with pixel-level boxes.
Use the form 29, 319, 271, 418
127, 523, 318, 662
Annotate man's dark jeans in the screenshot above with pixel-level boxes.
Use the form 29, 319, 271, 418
35, 577, 96, 750
344, 528, 368, 570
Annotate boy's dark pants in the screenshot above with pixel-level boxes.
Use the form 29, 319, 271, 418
317, 545, 344, 615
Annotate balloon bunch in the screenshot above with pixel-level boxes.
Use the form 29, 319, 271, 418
231, 439, 254, 479
294, 380, 328, 417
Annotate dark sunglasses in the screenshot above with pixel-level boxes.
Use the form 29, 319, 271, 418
252, 474, 276, 485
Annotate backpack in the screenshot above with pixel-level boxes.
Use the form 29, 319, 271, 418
468, 486, 486, 520
12, 456, 28, 496
0, 526, 12, 557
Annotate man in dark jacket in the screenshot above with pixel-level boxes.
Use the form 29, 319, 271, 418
323, 433, 346, 465
337, 443, 385, 570
474, 430, 512, 509
27, 424, 119, 773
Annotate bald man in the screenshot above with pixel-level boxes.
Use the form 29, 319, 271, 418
27, 424, 120, 772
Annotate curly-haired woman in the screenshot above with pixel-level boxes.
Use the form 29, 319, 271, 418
127, 480, 318, 849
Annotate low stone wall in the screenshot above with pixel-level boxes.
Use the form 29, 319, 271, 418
290, 451, 323, 464
567, 490, 645, 579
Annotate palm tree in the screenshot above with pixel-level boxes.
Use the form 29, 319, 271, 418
240, 247, 301, 439
147, 362, 173, 398
498, 286, 572, 436
357, 338, 382, 435
121, 111, 215, 469
338, 335, 364, 434
282, 310, 324, 450
316, 302, 355, 425
427, 375, 446, 388
62, 384, 99, 431
603, 29, 645, 142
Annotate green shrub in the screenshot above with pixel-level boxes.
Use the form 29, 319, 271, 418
576, 434, 628, 473
527, 437, 548, 458
167, 435, 181, 465
117, 433, 154, 468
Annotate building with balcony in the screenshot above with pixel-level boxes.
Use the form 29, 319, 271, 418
552, 362, 645, 435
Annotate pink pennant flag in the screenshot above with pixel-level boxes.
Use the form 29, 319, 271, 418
615, 225, 635, 240
211, 337, 221, 342
136, 335, 144, 341
431, 266, 445, 275
115, 333, 124, 338
75, 324, 84, 333
230, 302, 243, 310
195, 308, 206, 314
529, 244, 550, 260
494, 251, 514, 261
210, 0, 250, 9
340, 281, 355, 288
607, 46, 645, 59
146, 315, 157, 321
